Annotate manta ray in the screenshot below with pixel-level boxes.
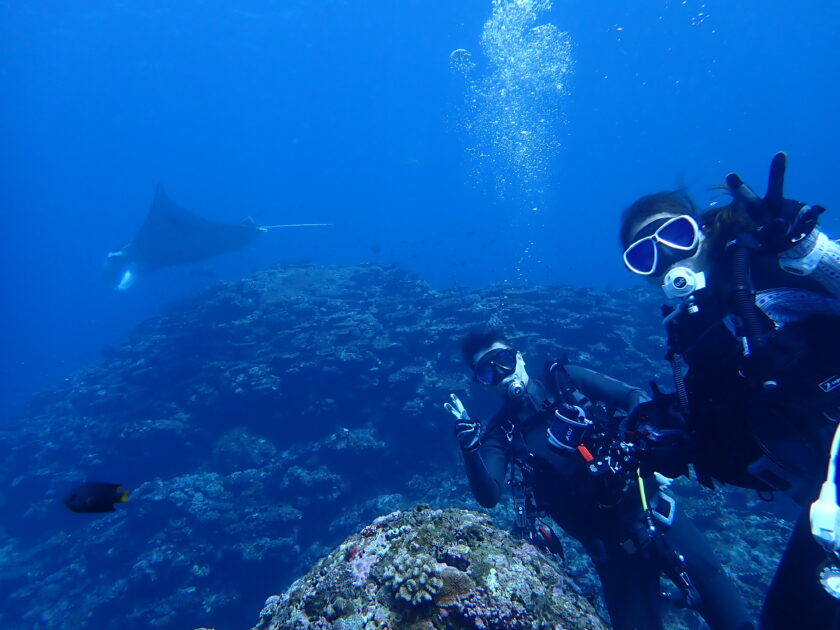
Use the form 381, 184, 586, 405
104, 185, 328, 290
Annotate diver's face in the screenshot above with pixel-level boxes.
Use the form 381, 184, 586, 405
623, 213, 704, 282
472, 344, 530, 399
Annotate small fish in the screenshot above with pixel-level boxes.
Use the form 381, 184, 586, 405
64, 482, 130, 513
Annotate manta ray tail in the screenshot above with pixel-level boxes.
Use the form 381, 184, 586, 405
258, 223, 333, 232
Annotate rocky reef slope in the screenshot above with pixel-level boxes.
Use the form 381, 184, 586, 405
0, 264, 790, 629
252, 506, 608, 630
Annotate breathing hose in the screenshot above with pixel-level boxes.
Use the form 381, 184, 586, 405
670, 355, 690, 414
732, 244, 765, 357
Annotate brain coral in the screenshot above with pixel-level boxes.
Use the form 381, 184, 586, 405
250, 506, 607, 630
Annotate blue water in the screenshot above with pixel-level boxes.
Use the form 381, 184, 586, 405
1, 0, 838, 420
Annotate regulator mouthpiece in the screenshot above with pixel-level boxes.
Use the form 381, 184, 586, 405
662, 267, 706, 299
506, 379, 526, 399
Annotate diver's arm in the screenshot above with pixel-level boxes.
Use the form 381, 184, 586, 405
462, 421, 507, 508
778, 228, 840, 296
564, 364, 649, 412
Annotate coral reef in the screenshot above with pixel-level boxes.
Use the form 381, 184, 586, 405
251, 506, 608, 630
0, 264, 792, 629
382, 551, 444, 605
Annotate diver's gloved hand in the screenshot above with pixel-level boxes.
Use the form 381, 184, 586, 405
726, 151, 825, 254
653, 472, 676, 490
445, 394, 481, 452
623, 396, 691, 479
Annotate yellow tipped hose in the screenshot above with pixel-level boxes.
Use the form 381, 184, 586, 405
637, 469, 649, 511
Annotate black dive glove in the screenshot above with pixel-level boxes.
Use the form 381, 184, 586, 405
622, 395, 691, 479
455, 420, 481, 452
726, 151, 825, 254
445, 393, 481, 452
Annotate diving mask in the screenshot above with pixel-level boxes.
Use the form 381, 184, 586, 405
474, 346, 529, 399
623, 215, 701, 276
474, 346, 518, 386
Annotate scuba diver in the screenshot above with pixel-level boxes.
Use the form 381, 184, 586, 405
619, 152, 840, 629
445, 329, 753, 630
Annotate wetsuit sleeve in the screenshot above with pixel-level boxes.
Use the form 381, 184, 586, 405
461, 413, 508, 508
564, 364, 649, 411
779, 228, 840, 296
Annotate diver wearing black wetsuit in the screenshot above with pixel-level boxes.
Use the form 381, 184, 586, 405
448, 332, 753, 630
619, 153, 840, 629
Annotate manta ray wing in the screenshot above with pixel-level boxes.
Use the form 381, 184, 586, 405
124, 185, 261, 273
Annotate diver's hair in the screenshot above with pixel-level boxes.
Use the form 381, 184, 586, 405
698, 201, 755, 244
697, 200, 756, 273
618, 190, 698, 249
461, 329, 509, 367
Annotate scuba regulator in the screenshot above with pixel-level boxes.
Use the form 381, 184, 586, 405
662, 266, 706, 301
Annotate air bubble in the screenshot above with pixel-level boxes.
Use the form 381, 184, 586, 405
452, 0, 572, 200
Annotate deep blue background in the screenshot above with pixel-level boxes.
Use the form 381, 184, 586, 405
1, 0, 838, 420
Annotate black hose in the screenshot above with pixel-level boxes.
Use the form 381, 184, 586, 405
663, 304, 690, 413
670, 357, 690, 413
732, 245, 764, 356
